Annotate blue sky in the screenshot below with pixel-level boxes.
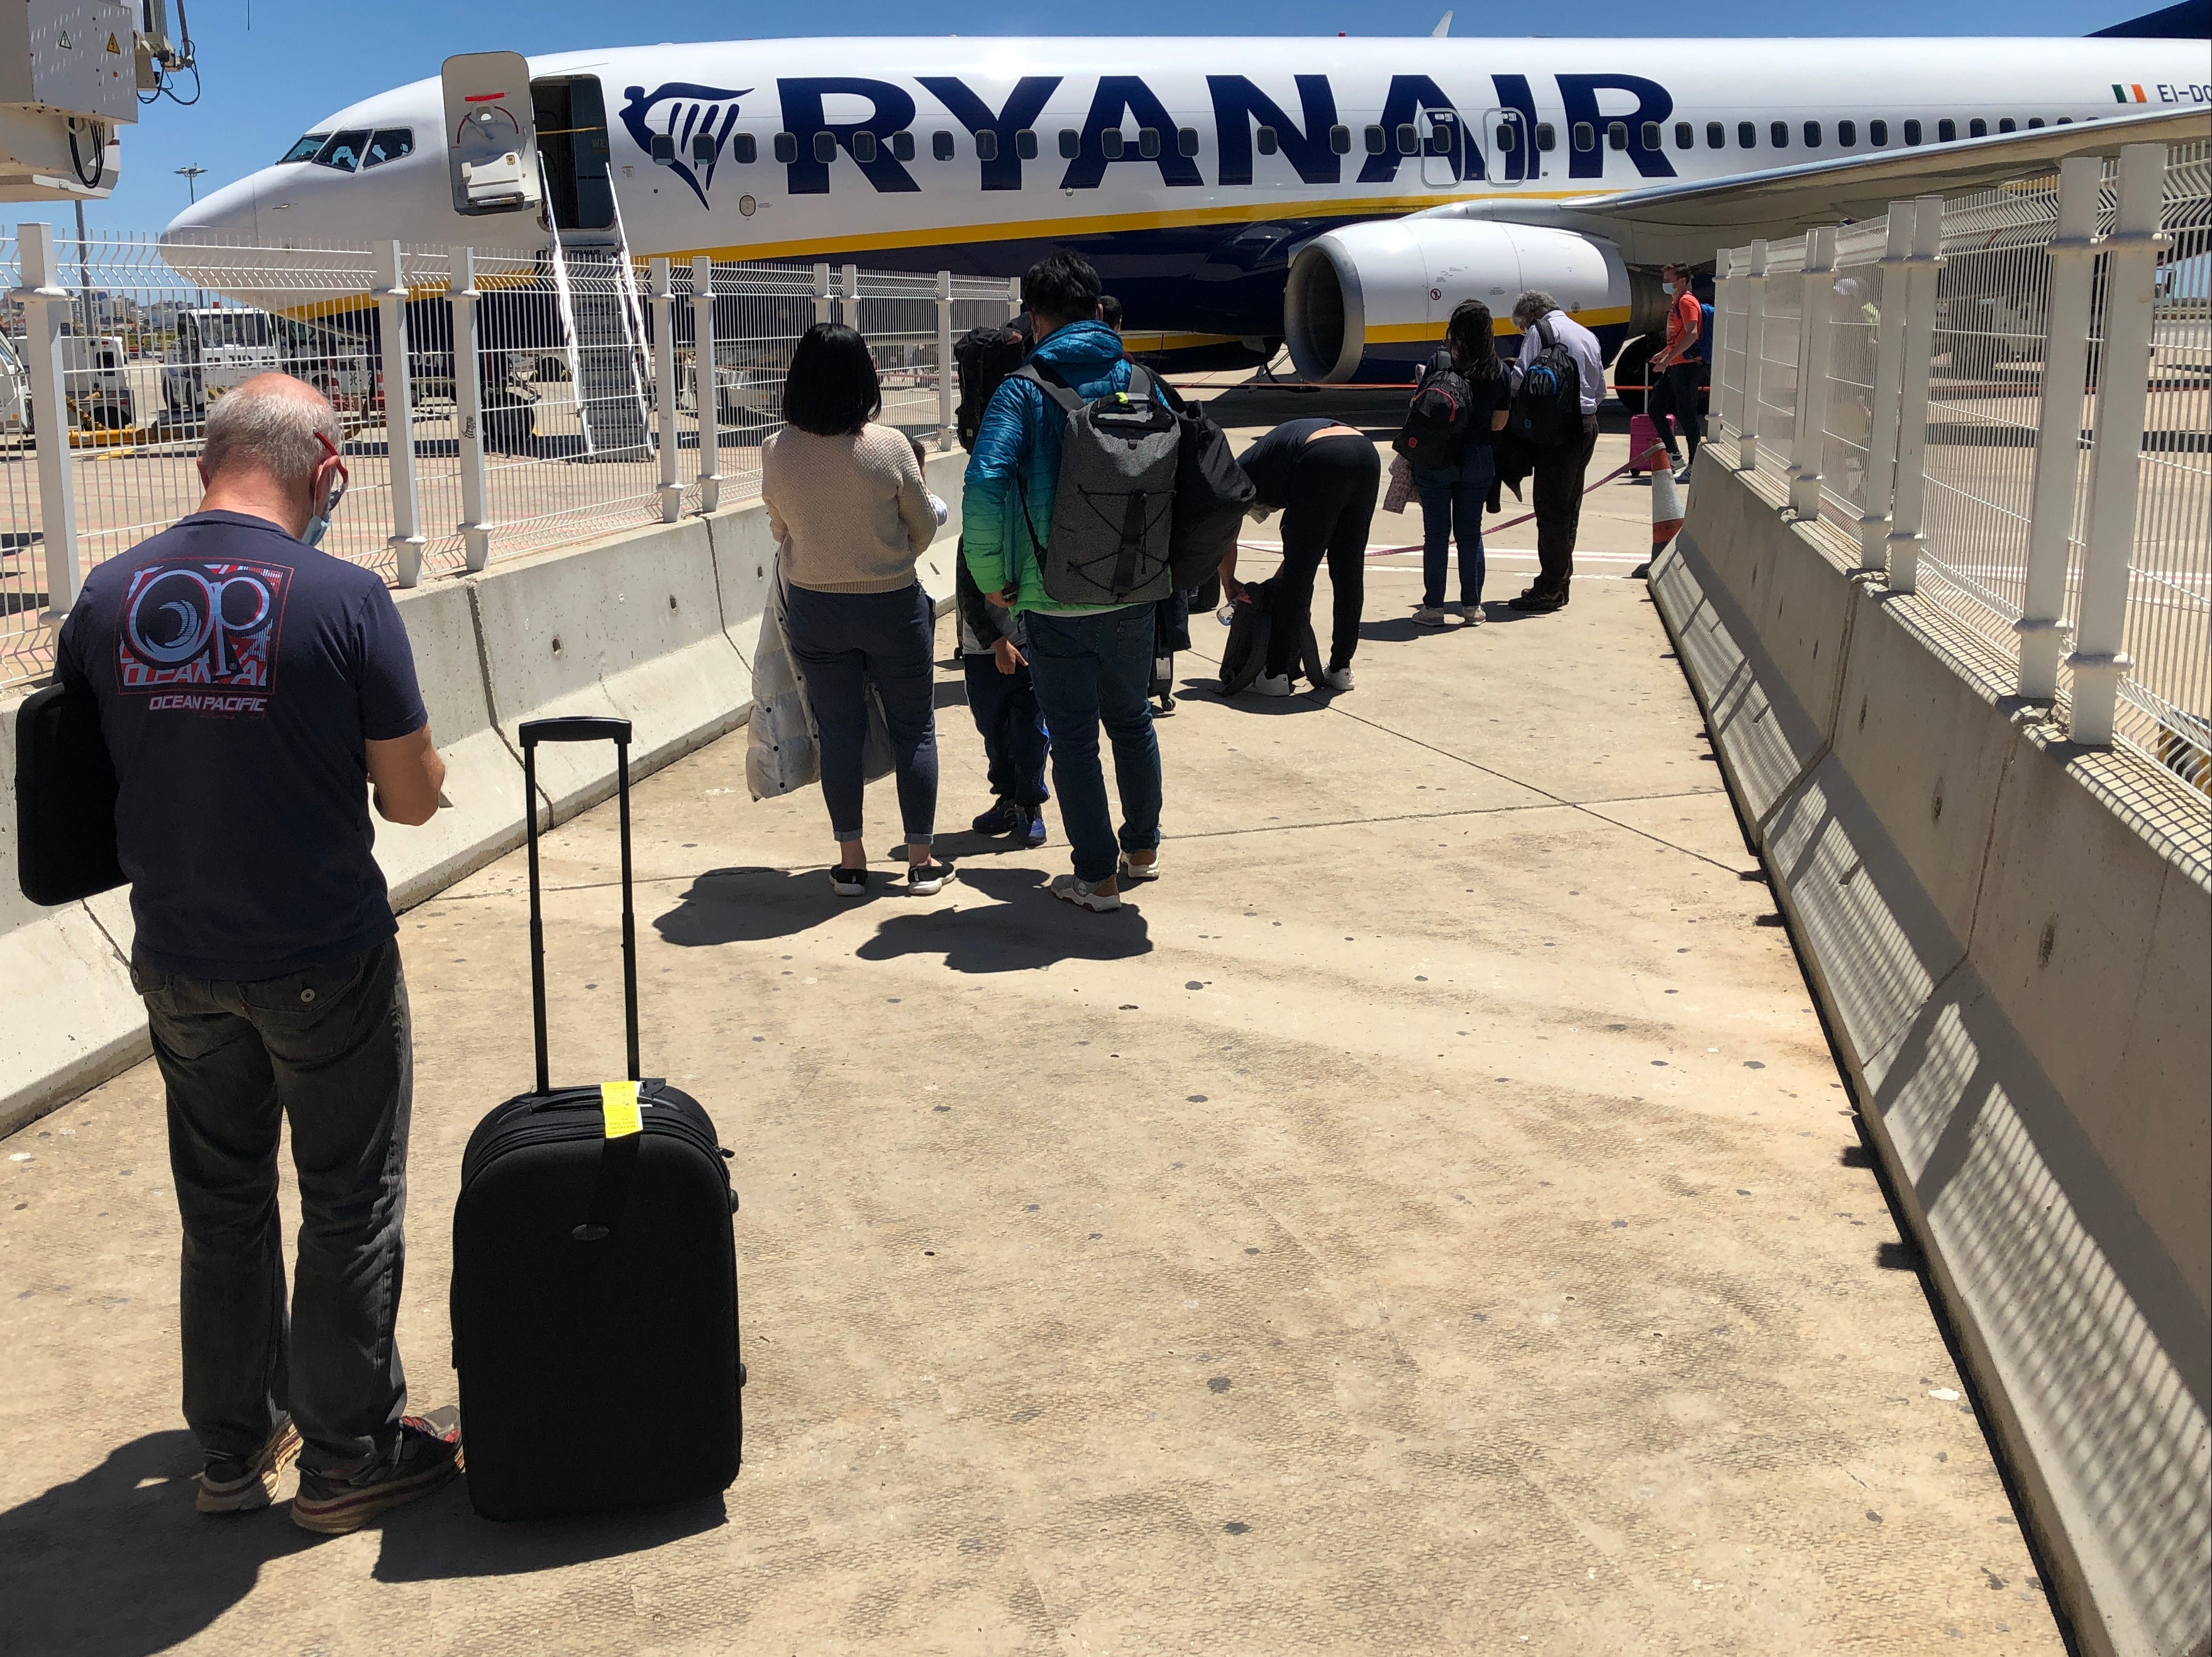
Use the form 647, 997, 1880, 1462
18, 0, 2155, 235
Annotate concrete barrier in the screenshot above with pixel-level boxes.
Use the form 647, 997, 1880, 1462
1652, 460, 2211, 1657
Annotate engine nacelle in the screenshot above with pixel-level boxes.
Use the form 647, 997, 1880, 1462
1285, 219, 1630, 383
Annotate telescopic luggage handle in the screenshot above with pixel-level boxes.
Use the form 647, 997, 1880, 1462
519, 717, 638, 1094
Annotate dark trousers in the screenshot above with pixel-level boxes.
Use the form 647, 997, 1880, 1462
133, 939, 412, 1474
1649, 362, 1704, 461
1025, 605, 1163, 883
1273, 436, 1378, 676
784, 581, 939, 845
963, 652, 1049, 808
1531, 412, 1601, 592
1413, 444, 1496, 610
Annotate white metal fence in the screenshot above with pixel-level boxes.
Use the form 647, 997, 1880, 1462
0, 228, 1019, 688
1713, 138, 2212, 791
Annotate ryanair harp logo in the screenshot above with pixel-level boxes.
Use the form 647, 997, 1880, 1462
619, 82, 754, 207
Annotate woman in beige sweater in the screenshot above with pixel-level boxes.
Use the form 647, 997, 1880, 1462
761, 324, 949, 897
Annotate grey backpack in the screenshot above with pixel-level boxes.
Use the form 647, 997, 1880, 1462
1015, 361, 1181, 606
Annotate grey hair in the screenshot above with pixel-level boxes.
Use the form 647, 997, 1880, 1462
201, 373, 341, 490
1512, 289, 1562, 325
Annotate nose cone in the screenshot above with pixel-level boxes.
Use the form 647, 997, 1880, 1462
164, 172, 259, 246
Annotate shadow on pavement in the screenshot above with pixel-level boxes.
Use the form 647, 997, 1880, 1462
854, 863, 1153, 972
653, 866, 862, 945
0, 1431, 318, 1657
372, 1491, 726, 1582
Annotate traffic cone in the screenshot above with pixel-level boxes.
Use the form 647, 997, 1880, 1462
1646, 438, 1684, 566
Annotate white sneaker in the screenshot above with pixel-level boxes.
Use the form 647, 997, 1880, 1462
1457, 604, 1485, 627
1118, 850, 1161, 883
1320, 664, 1354, 691
1050, 873, 1122, 912
1414, 606, 1451, 627
1253, 672, 1294, 696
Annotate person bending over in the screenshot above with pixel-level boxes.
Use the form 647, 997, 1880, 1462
1220, 419, 1380, 694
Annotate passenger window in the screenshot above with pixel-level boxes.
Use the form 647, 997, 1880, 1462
1998, 118, 2016, 133
1101, 129, 1125, 159
2028, 116, 2046, 128
1869, 119, 1889, 145
1573, 122, 1595, 152
1364, 126, 1386, 155
1838, 119, 1857, 146
852, 131, 879, 163
2055, 116, 2073, 124
1535, 123, 1556, 151
1396, 123, 1419, 155
1904, 119, 1923, 145
932, 130, 954, 161
887, 131, 910, 163
774, 132, 798, 163
1330, 124, 1352, 154
1938, 118, 1957, 142
1803, 121, 1821, 147
1642, 121, 1661, 150
1256, 125, 1279, 155
733, 132, 758, 163
1706, 121, 1725, 148
280, 133, 329, 163
1969, 118, 1988, 138
812, 131, 837, 163
1018, 129, 1040, 161
1674, 121, 1693, 148
974, 130, 998, 162
1178, 127, 1200, 158
1059, 128, 1080, 158
362, 129, 414, 170
1737, 121, 1756, 148
1426, 117, 1452, 156
313, 130, 370, 172
1495, 122, 1517, 152
1607, 121, 1627, 150
1770, 121, 1788, 148
1137, 128, 1160, 159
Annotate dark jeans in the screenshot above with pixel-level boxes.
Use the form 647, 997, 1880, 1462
1025, 605, 1163, 883
784, 581, 938, 846
1273, 436, 1378, 676
1531, 412, 1601, 592
1649, 361, 1704, 461
963, 652, 1049, 808
133, 939, 412, 1474
1413, 444, 1496, 610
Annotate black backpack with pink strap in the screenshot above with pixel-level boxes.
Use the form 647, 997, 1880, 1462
1394, 351, 1474, 468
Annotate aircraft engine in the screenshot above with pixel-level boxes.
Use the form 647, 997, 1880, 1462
1284, 219, 1631, 383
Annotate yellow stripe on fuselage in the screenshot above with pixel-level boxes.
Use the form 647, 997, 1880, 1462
1365, 306, 1631, 345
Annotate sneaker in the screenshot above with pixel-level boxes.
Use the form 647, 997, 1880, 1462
1457, 604, 1485, 627
198, 1418, 301, 1514
829, 866, 868, 899
1507, 584, 1568, 614
1022, 808, 1049, 849
1253, 672, 1294, 696
1673, 465, 1693, 485
291, 1416, 461, 1536
1050, 873, 1122, 913
1414, 606, 1452, 627
1320, 664, 1354, 691
906, 861, 954, 896
1118, 849, 1161, 884
971, 798, 1023, 835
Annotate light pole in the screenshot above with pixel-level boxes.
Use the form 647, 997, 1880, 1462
174, 163, 207, 202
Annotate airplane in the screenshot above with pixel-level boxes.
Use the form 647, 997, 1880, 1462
162, 7, 2210, 386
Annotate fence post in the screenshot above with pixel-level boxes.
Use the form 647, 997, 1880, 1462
9, 223, 82, 625
812, 262, 832, 326
374, 240, 426, 588
1735, 239, 1767, 473
1005, 277, 1022, 324
2065, 143, 2167, 748
650, 257, 681, 524
840, 262, 859, 329
2015, 158, 2103, 702
935, 269, 956, 452
1857, 204, 1916, 571
1883, 198, 1944, 596
451, 248, 492, 573
692, 256, 721, 515
1788, 226, 1837, 519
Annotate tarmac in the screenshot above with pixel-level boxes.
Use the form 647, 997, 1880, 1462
0, 430, 2066, 1654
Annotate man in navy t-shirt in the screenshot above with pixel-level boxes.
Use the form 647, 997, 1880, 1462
57, 373, 458, 1534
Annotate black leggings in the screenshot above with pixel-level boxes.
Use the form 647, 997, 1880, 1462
1271, 437, 1379, 676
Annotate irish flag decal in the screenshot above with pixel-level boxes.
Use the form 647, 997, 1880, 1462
2112, 83, 2150, 102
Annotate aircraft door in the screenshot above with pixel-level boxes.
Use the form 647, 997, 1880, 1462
1421, 111, 1463, 189
530, 76, 617, 233
1480, 109, 1528, 186
441, 52, 544, 216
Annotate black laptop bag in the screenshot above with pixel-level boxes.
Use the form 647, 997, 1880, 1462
14, 679, 124, 906
450, 715, 743, 1521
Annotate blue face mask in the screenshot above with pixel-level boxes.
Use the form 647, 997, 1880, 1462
302, 512, 331, 547
303, 454, 347, 547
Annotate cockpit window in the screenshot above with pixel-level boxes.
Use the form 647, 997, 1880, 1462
280, 133, 329, 163
312, 130, 371, 172
361, 129, 414, 169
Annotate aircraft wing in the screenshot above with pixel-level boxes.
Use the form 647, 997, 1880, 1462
1434, 104, 2209, 265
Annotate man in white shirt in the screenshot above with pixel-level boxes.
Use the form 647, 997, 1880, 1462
1507, 291, 1606, 614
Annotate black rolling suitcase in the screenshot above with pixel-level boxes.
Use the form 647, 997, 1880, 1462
451, 715, 743, 1521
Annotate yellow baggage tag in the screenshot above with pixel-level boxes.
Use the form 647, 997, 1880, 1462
600, 1079, 642, 1138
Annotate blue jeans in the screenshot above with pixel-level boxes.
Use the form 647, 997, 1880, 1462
1024, 605, 1163, 883
1414, 446, 1495, 610
783, 582, 939, 846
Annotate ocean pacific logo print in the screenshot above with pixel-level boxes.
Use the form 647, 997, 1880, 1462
117, 558, 292, 707
619, 82, 755, 208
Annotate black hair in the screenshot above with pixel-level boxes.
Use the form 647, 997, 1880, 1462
1445, 300, 1501, 380
780, 322, 882, 436
1022, 251, 1102, 329
1098, 294, 1124, 331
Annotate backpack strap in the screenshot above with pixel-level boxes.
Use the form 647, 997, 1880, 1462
1534, 317, 1557, 350
1014, 361, 1086, 417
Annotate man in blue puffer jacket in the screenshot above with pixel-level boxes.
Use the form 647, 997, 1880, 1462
963, 252, 1165, 913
